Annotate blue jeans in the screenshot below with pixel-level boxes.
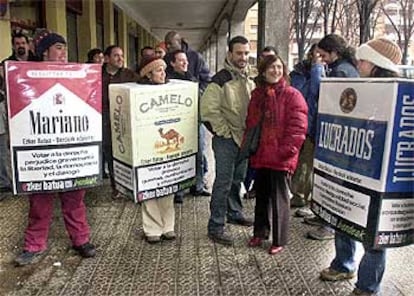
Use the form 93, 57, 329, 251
174, 124, 209, 202
208, 136, 247, 235
0, 133, 10, 189
331, 232, 386, 294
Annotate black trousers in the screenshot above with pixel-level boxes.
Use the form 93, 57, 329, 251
253, 169, 291, 246
102, 122, 115, 190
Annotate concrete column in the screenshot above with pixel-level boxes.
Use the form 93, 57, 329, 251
230, 20, 245, 39
204, 39, 210, 70
206, 39, 211, 71
137, 26, 146, 64
208, 38, 214, 73
103, 0, 114, 46
143, 32, 147, 47
148, 32, 153, 47
117, 10, 128, 64
151, 36, 156, 47
78, 0, 97, 63
217, 33, 227, 72
258, 0, 290, 65
144, 30, 150, 47
216, 18, 229, 72
209, 35, 217, 74
0, 3, 12, 61
44, 0, 67, 37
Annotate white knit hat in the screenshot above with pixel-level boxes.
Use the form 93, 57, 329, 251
356, 38, 402, 73
139, 57, 167, 78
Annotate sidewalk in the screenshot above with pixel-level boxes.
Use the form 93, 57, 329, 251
0, 185, 412, 296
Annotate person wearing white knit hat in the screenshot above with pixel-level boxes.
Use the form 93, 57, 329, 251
138, 56, 167, 84
319, 38, 402, 296
356, 38, 402, 76
137, 61, 176, 243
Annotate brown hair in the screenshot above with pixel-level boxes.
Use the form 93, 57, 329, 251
317, 34, 357, 67
254, 54, 289, 87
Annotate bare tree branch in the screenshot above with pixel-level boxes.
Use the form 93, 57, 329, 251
355, 0, 381, 43
381, 0, 414, 64
290, 0, 323, 61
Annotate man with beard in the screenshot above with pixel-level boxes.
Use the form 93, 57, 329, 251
102, 45, 139, 198
201, 36, 255, 245
0, 33, 38, 197
164, 31, 210, 94
2, 32, 38, 64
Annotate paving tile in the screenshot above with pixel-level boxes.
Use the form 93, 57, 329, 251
0, 185, 412, 296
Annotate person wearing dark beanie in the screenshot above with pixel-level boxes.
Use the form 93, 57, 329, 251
86, 48, 104, 64
14, 29, 96, 267
33, 29, 67, 62
138, 56, 167, 82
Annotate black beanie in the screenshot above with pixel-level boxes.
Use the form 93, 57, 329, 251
34, 30, 66, 58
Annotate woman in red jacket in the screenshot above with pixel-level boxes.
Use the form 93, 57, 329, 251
246, 54, 308, 255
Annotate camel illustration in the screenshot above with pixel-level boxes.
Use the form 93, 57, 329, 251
158, 127, 183, 148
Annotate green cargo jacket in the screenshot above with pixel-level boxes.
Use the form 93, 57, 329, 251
200, 59, 255, 147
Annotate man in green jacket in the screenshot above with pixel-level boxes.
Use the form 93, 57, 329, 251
201, 36, 255, 245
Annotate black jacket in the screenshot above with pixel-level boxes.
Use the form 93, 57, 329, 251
164, 40, 211, 92
1, 51, 39, 64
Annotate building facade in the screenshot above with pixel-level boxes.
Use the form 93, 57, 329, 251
244, 1, 414, 67
0, 0, 160, 67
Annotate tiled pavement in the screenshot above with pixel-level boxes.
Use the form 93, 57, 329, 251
0, 185, 413, 296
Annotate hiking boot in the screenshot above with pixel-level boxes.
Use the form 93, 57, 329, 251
320, 267, 355, 281
73, 242, 96, 258
290, 194, 306, 208
295, 207, 314, 218
14, 250, 45, 266
174, 197, 183, 204
190, 186, 211, 197
174, 192, 184, 204
208, 232, 233, 245
304, 216, 325, 227
307, 226, 335, 240
161, 231, 176, 240
227, 217, 253, 227
349, 288, 378, 296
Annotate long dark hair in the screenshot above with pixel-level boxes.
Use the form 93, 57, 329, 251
370, 67, 399, 78
254, 54, 289, 87
318, 34, 357, 67
86, 48, 102, 63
